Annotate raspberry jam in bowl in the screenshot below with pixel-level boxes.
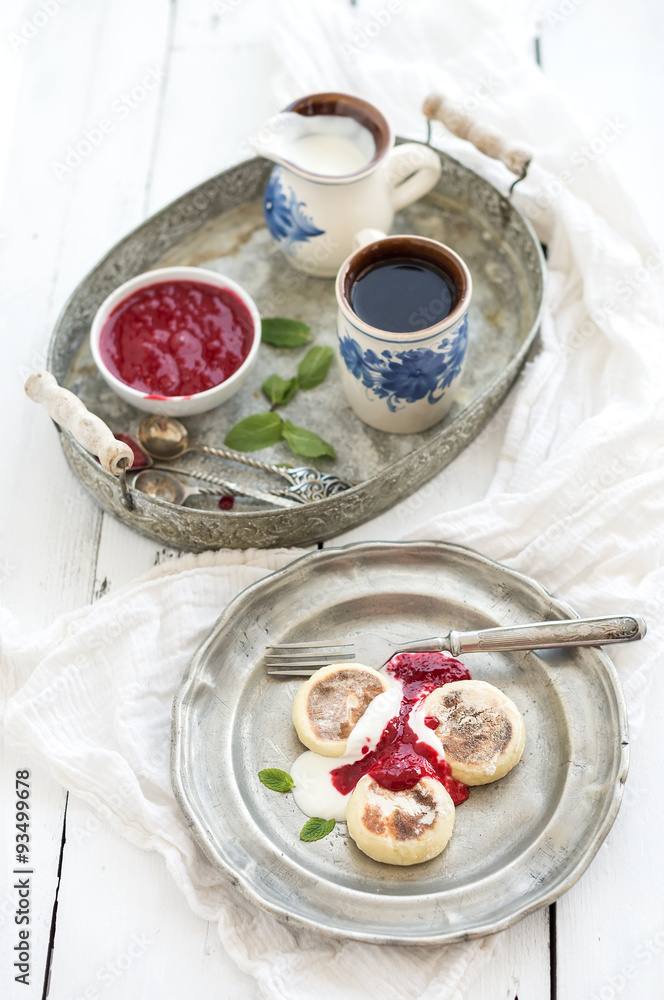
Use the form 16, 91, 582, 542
90, 266, 261, 415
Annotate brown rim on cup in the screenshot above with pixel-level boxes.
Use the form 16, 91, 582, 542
336, 235, 472, 341
284, 92, 393, 179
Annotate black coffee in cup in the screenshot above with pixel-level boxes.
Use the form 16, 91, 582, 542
350, 257, 457, 334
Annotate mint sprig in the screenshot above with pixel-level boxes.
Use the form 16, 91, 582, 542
258, 768, 295, 793
224, 413, 284, 452
300, 817, 335, 842
297, 346, 334, 390
262, 318, 312, 348
225, 414, 335, 460
262, 374, 299, 408
282, 420, 336, 459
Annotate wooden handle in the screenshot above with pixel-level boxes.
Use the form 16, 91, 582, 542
25, 371, 134, 476
423, 93, 532, 177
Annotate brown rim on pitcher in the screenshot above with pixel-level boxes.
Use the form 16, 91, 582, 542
336, 235, 472, 341
284, 92, 393, 181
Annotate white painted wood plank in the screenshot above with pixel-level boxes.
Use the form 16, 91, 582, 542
0, 749, 67, 1000
0, 0, 174, 991
46, 797, 259, 1000
40, 4, 275, 998
471, 910, 551, 1000
146, 0, 275, 212
539, 3, 664, 998
0, 0, 174, 996
3, 2, 659, 998
538, 0, 664, 239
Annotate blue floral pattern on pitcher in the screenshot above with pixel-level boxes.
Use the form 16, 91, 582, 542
263, 169, 325, 244
339, 317, 468, 412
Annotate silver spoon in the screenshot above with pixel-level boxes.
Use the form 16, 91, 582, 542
137, 415, 355, 501
131, 467, 300, 509
115, 433, 301, 509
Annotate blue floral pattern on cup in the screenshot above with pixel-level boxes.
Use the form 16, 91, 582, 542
263, 169, 325, 244
338, 317, 468, 412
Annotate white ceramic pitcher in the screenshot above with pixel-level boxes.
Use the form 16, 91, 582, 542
254, 93, 442, 278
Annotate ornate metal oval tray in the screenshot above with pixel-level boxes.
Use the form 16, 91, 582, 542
171, 541, 628, 945
49, 148, 545, 550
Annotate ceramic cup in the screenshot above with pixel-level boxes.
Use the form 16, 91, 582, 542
335, 230, 472, 434
261, 92, 442, 278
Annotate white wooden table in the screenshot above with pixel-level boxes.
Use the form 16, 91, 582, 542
1, 1, 662, 997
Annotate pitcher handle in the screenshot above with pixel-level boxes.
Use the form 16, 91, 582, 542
385, 142, 441, 213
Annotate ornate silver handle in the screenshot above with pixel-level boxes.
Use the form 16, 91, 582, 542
448, 616, 646, 655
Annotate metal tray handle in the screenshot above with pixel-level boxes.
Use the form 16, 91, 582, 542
422, 92, 532, 179
25, 371, 133, 476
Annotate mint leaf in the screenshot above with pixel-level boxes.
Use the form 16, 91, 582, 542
297, 346, 334, 390
224, 413, 284, 452
258, 768, 295, 793
262, 318, 312, 348
282, 420, 336, 460
262, 374, 299, 408
300, 817, 335, 842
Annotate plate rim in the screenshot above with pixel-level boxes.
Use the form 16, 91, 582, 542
171, 539, 629, 945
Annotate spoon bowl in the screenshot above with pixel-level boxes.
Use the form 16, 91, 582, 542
137, 415, 356, 502
138, 415, 196, 461
131, 467, 299, 509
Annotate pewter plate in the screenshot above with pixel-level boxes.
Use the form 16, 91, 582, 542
49, 147, 545, 550
171, 541, 628, 945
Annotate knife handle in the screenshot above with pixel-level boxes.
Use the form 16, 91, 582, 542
449, 616, 646, 655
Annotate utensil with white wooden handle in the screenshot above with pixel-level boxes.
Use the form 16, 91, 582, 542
265, 615, 646, 675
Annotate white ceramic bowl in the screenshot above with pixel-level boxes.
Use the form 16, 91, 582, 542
90, 266, 262, 416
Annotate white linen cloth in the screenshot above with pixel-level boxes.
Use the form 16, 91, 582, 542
4, 1, 664, 998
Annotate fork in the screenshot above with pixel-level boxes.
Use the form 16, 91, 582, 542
264, 615, 646, 675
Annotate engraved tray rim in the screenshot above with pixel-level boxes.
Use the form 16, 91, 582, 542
171, 540, 629, 946
47, 147, 546, 551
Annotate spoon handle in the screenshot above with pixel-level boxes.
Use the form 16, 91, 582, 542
195, 443, 292, 481
165, 466, 302, 509
25, 371, 133, 476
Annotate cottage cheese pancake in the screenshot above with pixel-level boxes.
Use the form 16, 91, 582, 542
292, 662, 392, 757
423, 679, 526, 786
346, 775, 455, 866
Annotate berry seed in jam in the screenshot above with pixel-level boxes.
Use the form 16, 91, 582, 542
99, 280, 255, 397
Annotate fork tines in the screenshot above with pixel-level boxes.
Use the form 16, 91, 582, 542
264, 640, 355, 673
